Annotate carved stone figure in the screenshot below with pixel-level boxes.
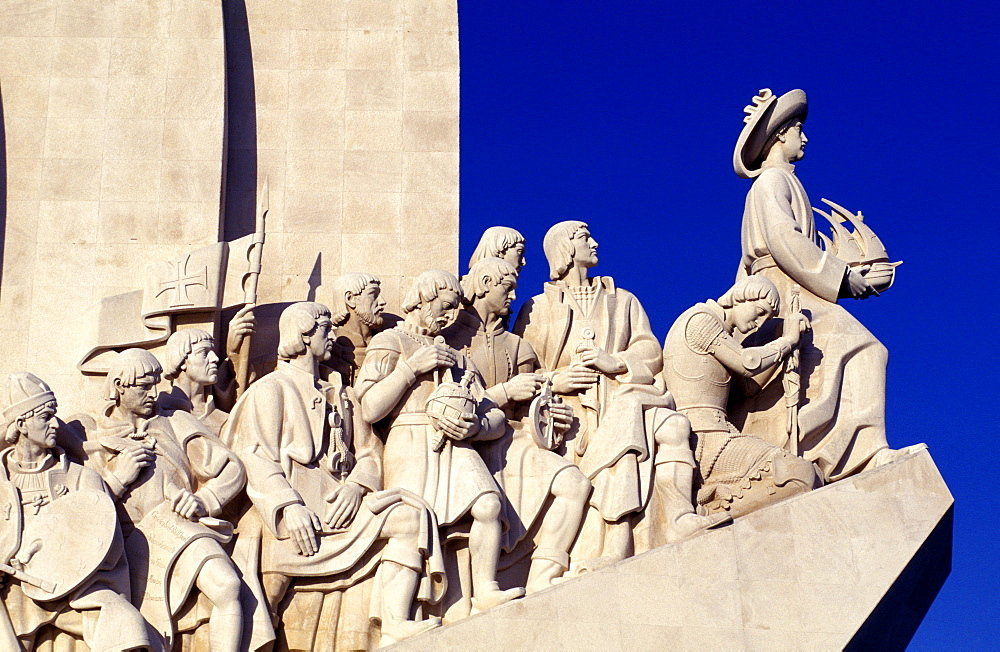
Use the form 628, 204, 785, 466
444, 257, 590, 593
0, 373, 150, 651
731, 89, 921, 481
81, 349, 247, 650
662, 276, 818, 517
468, 226, 527, 272
222, 302, 445, 647
355, 271, 525, 614
158, 328, 230, 437
514, 222, 727, 570
327, 272, 388, 385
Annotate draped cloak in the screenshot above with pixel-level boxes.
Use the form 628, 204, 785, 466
513, 277, 673, 521
731, 163, 890, 481
81, 409, 245, 646
221, 362, 445, 610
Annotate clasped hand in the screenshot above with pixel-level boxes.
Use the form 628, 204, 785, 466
406, 344, 456, 375
171, 488, 207, 520
436, 412, 480, 441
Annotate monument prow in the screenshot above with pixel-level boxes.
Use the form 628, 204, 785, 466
394, 450, 952, 651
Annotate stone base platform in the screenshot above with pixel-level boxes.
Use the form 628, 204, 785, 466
394, 450, 952, 651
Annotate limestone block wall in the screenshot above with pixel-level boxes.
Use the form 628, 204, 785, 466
0, 0, 460, 413
0, 0, 227, 414
230, 0, 459, 313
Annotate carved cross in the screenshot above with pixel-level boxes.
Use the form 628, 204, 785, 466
156, 254, 209, 308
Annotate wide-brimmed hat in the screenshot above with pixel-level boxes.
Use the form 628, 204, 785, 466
733, 88, 808, 179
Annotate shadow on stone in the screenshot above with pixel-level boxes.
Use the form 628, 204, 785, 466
846, 504, 953, 652
0, 81, 7, 292
222, 0, 257, 242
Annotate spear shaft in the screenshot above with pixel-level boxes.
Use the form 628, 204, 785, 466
235, 176, 268, 397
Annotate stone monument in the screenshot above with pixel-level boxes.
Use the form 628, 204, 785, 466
0, 1, 950, 648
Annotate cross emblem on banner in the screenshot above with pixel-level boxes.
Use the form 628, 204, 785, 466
156, 254, 209, 308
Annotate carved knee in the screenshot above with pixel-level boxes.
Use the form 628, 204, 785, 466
551, 467, 592, 504
201, 558, 242, 607
383, 502, 422, 541
652, 412, 695, 467
470, 492, 501, 522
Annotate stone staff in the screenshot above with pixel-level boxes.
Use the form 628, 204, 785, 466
235, 177, 269, 397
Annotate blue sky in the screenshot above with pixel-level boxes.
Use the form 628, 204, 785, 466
457, 2, 997, 646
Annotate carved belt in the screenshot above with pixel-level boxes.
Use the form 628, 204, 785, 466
391, 413, 435, 427
749, 255, 777, 274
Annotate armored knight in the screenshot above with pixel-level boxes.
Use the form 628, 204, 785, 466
0, 373, 149, 651
663, 276, 818, 517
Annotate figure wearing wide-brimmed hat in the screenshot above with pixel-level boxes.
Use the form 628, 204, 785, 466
729, 89, 923, 483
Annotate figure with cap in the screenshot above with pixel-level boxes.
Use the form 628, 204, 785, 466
0, 373, 150, 650
663, 276, 820, 518
79, 348, 248, 650
513, 221, 729, 573
356, 270, 525, 619
731, 88, 924, 482
222, 302, 446, 647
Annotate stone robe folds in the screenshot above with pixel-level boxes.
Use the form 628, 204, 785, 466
733, 164, 890, 481
355, 326, 505, 527
0, 449, 150, 651
514, 277, 671, 521
443, 309, 578, 553
222, 362, 444, 602
81, 409, 245, 644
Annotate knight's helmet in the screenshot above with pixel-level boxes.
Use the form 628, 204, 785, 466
3, 372, 56, 437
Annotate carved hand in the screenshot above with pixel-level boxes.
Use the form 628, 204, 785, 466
171, 488, 208, 520
785, 313, 811, 347
115, 443, 154, 488
406, 344, 456, 376
437, 412, 480, 440
845, 266, 876, 300
575, 347, 626, 375
550, 365, 600, 394
548, 401, 575, 434
325, 482, 366, 530
226, 304, 257, 358
283, 504, 321, 557
506, 373, 545, 402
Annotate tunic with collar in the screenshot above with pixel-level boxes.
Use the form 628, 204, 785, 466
355, 325, 505, 527
81, 408, 245, 642
514, 277, 678, 521
734, 164, 890, 481
443, 309, 579, 552
223, 361, 442, 587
